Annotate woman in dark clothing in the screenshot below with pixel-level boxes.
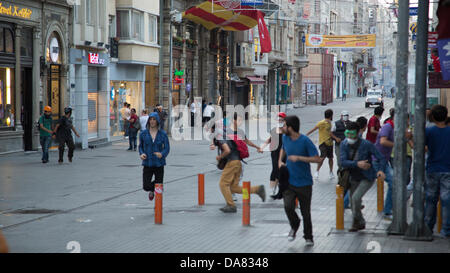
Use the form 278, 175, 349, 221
261, 112, 287, 195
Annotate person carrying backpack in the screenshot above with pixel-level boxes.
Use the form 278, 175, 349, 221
214, 112, 265, 213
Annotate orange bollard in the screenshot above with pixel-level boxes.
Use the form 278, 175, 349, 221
437, 199, 442, 233
198, 173, 205, 206
242, 181, 251, 226
154, 183, 163, 224
336, 185, 344, 230
377, 177, 384, 213
295, 198, 299, 208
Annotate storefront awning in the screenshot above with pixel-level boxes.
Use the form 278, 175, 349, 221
247, 76, 265, 85
183, 1, 260, 31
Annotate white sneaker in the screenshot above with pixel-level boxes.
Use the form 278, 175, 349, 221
329, 172, 335, 180
305, 239, 314, 246
314, 172, 319, 180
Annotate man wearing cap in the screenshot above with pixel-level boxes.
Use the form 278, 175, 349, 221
53, 107, 80, 164
39, 106, 54, 163
139, 112, 170, 201
332, 110, 351, 168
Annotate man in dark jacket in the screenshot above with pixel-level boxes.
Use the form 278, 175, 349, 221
139, 112, 170, 201
53, 107, 80, 164
332, 110, 350, 168
340, 121, 385, 232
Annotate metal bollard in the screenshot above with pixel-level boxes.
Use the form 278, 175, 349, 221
336, 185, 344, 230
377, 177, 384, 213
198, 173, 205, 206
438, 199, 442, 233
155, 183, 163, 224
242, 181, 250, 226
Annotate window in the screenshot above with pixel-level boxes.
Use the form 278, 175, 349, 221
86, 0, 91, 25
0, 67, 15, 128
117, 10, 130, 38
148, 14, 157, 43
132, 11, 144, 41
4, 28, 13, 53
109, 15, 116, 38
20, 28, 33, 57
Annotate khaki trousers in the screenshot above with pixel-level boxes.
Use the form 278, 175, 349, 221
219, 160, 260, 206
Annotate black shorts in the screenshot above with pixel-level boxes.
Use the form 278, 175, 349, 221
319, 143, 333, 159
143, 166, 164, 192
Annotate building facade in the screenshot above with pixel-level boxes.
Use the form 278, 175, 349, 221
0, 0, 70, 154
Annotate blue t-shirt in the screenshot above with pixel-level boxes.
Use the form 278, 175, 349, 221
282, 134, 319, 187
425, 126, 450, 173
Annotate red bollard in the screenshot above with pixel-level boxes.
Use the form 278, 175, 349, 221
242, 181, 250, 226
155, 183, 163, 224
198, 174, 205, 206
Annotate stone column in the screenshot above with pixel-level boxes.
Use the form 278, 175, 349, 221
74, 63, 88, 149
97, 66, 110, 141
32, 27, 41, 150
193, 25, 199, 99
180, 22, 187, 104
15, 25, 22, 131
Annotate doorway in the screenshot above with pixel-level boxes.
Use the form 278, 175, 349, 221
21, 67, 33, 151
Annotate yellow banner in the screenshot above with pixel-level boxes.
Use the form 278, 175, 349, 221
305, 34, 376, 48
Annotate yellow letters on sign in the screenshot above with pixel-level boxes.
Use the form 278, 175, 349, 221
0, 2, 33, 19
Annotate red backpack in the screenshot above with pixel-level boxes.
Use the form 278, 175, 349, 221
227, 134, 249, 160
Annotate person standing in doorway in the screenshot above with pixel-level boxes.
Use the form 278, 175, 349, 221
128, 108, 139, 151
53, 107, 80, 164
190, 99, 197, 127
120, 102, 131, 138
306, 109, 338, 181
279, 115, 320, 245
39, 106, 54, 163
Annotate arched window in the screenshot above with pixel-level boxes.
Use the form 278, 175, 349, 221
46, 32, 62, 64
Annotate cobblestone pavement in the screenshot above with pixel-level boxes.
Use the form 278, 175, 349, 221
1, 97, 449, 253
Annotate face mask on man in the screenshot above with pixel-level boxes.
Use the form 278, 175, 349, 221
345, 129, 358, 145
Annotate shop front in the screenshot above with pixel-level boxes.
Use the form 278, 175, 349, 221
0, 0, 42, 154
70, 49, 109, 148
109, 63, 145, 138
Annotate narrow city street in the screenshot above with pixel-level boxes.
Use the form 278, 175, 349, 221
1, 97, 449, 253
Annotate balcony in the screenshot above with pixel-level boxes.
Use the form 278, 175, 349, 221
294, 54, 309, 68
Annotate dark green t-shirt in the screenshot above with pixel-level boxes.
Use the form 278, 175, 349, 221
39, 115, 52, 137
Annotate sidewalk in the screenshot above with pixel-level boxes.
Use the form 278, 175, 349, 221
1, 97, 449, 253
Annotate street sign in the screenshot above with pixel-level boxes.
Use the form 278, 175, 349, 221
437, 38, 450, 81
428, 32, 438, 48
409, 7, 418, 16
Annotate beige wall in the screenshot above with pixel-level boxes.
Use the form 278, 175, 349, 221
116, 0, 159, 14
119, 44, 159, 64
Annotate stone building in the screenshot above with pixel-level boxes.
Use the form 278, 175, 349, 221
0, 0, 70, 154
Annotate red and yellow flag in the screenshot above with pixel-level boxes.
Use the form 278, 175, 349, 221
183, 0, 259, 31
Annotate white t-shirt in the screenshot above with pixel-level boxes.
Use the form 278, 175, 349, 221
203, 105, 214, 117
120, 107, 131, 120
191, 103, 196, 113
140, 115, 149, 129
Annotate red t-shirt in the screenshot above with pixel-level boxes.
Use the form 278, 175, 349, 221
129, 114, 138, 128
366, 115, 380, 143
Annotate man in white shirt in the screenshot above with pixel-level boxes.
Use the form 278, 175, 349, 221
203, 102, 214, 126
120, 102, 131, 137
140, 109, 149, 130
190, 100, 196, 127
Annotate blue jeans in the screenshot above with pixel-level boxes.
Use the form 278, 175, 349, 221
424, 172, 450, 236
40, 136, 51, 162
344, 190, 350, 208
128, 127, 137, 149
373, 160, 393, 215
